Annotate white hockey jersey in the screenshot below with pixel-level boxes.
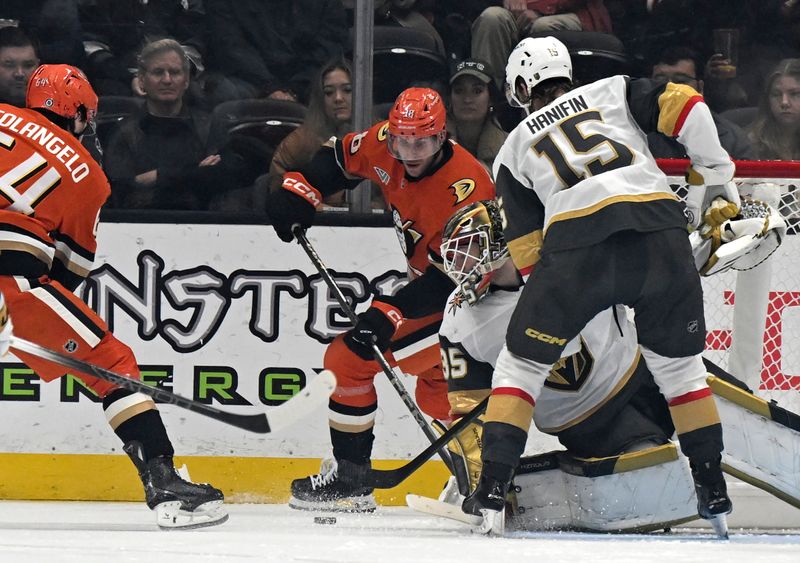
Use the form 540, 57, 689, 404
493, 76, 735, 272
440, 288, 640, 433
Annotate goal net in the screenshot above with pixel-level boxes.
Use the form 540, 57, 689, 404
659, 159, 800, 413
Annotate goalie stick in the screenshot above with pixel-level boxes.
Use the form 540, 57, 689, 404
10, 336, 335, 434
293, 226, 459, 477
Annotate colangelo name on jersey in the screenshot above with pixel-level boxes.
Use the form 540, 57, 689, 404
0, 108, 90, 183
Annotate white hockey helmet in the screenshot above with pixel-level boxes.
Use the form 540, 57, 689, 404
505, 36, 572, 110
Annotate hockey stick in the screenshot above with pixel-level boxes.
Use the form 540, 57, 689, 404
365, 396, 488, 489
10, 336, 335, 434
293, 226, 457, 475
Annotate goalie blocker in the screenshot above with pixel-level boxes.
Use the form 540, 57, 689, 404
509, 375, 800, 532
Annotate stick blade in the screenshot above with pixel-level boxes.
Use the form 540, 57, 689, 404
266, 370, 337, 432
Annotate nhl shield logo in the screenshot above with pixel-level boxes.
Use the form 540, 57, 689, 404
64, 339, 79, 353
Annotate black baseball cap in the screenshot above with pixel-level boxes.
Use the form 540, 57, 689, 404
450, 59, 493, 85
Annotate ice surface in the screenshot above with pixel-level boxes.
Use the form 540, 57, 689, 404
0, 501, 798, 563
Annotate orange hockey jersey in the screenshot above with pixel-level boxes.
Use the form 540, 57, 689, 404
0, 104, 109, 291
336, 121, 496, 276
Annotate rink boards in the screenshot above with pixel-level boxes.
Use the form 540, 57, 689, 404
0, 221, 798, 505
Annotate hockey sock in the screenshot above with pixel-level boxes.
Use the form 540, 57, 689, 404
331, 427, 374, 466
668, 388, 724, 462
104, 388, 174, 461
480, 421, 528, 473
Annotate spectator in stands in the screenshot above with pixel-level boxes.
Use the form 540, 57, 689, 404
78, 0, 206, 99
748, 58, 800, 161
446, 58, 507, 173
203, 0, 348, 106
1, 0, 86, 68
471, 1, 613, 88
0, 26, 39, 107
648, 46, 754, 160
104, 38, 265, 210
374, 1, 446, 57
268, 58, 354, 202
0, 25, 103, 163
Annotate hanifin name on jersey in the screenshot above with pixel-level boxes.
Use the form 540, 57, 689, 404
525, 94, 589, 134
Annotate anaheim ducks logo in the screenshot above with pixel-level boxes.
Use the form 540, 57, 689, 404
450, 179, 476, 204
544, 337, 594, 392
391, 205, 423, 259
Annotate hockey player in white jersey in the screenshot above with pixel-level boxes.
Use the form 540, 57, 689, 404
464, 36, 740, 537
426, 199, 796, 534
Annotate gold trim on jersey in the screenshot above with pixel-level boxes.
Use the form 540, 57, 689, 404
537, 350, 641, 433
544, 193, 679, 235
507, 229, 543, 271
669, 395, 721, 435
448, 389, 491, 415
486, 394, 534, 432
0, 239, 54, 266
657, 82, 703, 137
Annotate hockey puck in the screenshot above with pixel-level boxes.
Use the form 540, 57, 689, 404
314, 516, 337, 525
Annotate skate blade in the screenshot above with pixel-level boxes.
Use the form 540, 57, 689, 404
155, 500, 229, 530
288, 494, 376, 513
707, 512, 729, 539
473, 508, 505, 536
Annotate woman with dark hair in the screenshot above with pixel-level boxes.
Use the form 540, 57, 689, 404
268, 58, 353, 197
749, 58, 800, 160
446, 59, 508, 175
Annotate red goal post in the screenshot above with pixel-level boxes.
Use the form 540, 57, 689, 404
658, 159, 800, 409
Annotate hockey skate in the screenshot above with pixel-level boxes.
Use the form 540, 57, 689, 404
289, 458, 376, 513
691, 457, 733, 539
461, 462, 512, 536
124, 442, 228, 530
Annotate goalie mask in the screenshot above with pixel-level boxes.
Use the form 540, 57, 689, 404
441, 199, 509, 303
691, 197, 787, 276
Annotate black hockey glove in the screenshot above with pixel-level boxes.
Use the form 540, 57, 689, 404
266, 172, 322, 242
344, 306, 400, 361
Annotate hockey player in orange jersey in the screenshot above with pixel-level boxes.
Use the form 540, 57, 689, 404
0, 64, 226, 529
266, 87, 496, 512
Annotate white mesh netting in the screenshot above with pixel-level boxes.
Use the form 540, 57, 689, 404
660, 159, 800, 411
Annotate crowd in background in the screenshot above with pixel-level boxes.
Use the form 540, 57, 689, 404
1, 0, 800, 212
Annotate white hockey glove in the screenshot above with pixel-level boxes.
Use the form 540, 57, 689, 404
684, 165, 741, 230
0, 292, 12, 357
690, 197, 786, 276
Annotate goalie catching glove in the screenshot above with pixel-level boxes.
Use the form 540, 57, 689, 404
690, 197, 787, 276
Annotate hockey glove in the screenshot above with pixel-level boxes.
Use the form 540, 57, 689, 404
343, 304, 404, 361
266, 172, 322, 242
685, 165, 740, 230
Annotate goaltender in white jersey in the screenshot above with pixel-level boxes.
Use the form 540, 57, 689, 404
419, 198, 799, 533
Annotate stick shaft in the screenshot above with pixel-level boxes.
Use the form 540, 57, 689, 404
293, 227, 456, 473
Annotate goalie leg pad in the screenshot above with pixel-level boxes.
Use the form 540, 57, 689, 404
709, 376, 800, 508
511, 445, 698, 532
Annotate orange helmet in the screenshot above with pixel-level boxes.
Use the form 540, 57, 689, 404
387, 87, 446, 160
26, 64, 98, 123
388, 87, 446, 137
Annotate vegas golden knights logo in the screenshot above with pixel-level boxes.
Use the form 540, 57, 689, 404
544, 337, 594, 391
